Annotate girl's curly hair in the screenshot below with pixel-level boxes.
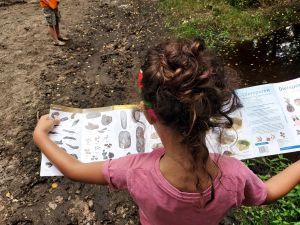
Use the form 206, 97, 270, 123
140, 38, 242, 204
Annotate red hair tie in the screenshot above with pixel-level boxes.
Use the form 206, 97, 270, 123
137, 70, 143, 89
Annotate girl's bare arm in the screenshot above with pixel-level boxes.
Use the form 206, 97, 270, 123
264, 160, 300, 203
33, 115, 108, 185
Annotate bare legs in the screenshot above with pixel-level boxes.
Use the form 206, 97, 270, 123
48, 24, 66, 46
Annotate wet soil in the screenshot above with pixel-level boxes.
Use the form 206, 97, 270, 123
0, 0, 166, 224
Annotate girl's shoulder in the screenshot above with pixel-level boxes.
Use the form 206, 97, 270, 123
108, 148, 164, 170
210, 153, 249, 176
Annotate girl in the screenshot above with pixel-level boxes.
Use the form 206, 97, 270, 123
33, 39, 300, 225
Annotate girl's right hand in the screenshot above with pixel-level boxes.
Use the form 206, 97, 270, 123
34, 114, 60, 134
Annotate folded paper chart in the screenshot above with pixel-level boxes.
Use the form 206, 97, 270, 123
41, 78, 300, 176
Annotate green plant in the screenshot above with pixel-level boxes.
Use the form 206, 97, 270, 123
159, 0, 300, 48
236, 155, 300, 224
225, 0, 260, 8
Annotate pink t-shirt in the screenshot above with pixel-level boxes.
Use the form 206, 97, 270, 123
103, 148, 267, 225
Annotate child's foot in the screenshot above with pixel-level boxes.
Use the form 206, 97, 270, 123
58, 36, 69, 41
54, 40, 66, 46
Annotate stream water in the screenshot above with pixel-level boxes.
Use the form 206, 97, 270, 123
224, 24, 300, 161
225, 24, 300, 86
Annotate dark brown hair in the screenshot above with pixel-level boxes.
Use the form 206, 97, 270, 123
140, 38, 242, 204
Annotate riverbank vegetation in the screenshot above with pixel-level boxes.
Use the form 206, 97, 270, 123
159, 0, 300, 48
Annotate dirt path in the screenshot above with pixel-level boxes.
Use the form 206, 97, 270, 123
0, 0, 167, 224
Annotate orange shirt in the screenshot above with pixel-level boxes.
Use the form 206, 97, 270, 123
40, 0, 59, 9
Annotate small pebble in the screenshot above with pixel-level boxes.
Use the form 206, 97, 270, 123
88, 200, 93, 209
48, 202, 57, 210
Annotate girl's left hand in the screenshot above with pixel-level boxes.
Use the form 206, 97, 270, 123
34, 114, 60, 134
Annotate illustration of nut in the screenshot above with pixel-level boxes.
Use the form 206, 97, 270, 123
86, 112, 101, 119
120, 111, 127, 129
136, 126, 145, 153
220, 132, 236, 145
133, 110, 141, 121
119, 131, 131, 149
85, 122, 99, 130
101, 115, 112, 126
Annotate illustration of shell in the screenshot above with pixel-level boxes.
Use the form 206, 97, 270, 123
60, 117, 68, 122
66, 143, 79, 149
63, 136, 76, 140
101, 115, 112, 126
63, 129, 76, 134
51, 111, 59, 118
45, 162, 53, 168
108, 152, 114, 159
102, 150, 108, 160
119, 131, 131, 149
86, 112, 101, 119
98, 128, 108, 133
120, 111, 127, 129
72, 119, 80, 127
71, 113, 76, 119
136, 126, 145, 153
133, 110, 140, 121
85, 122, 99, 130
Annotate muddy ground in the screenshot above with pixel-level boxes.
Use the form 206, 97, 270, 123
0, 0, 167, 224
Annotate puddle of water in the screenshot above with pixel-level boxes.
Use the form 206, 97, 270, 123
224, 24, 300, 86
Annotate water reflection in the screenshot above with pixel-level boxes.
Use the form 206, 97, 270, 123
223, 24, 300, 86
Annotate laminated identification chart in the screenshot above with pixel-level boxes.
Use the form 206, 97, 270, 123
41, 105, 162, 176
41, 78, 300, 176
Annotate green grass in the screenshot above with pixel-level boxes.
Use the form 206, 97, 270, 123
234, 155, 300, 224
159, 0, 300, 48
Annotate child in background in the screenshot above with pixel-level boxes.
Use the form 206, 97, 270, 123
40, 0, 68, 46
33, 39, 300, 225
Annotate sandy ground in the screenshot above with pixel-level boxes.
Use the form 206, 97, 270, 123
0, 0, 167, 224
